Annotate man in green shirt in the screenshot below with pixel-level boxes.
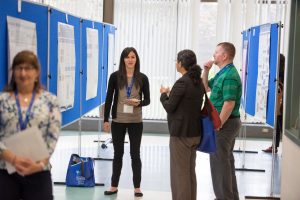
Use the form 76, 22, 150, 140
202, 42, 242, 200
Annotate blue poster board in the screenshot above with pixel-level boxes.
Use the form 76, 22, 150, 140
241, 29, 250, 108
81, 20, 104, 116
266, 23, 279, 126
48, 8, 81, 127
244, 23, 280, 126
245, 25, 260, 116
101, 24, 116, 103
0, 0, 48, 90
0, 1, 116, 127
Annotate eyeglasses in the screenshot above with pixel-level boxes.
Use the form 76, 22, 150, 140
14, 65, 35, 72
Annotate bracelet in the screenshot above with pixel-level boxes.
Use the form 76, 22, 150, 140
11, 155, 16, 165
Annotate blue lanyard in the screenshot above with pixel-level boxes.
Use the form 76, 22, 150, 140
126, 78, 134, 98
15, 90, 36, 130
214, 63, 233, 80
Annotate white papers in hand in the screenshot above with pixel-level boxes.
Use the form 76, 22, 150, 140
3, 126, 49, 174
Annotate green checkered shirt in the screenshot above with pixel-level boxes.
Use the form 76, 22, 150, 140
208, 63, 242, 117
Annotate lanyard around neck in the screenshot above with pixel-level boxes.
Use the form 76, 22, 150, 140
126, 78, 134, 98
15, 90, 36, 131
215, 63, 233, 80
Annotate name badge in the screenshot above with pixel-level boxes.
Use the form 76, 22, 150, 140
123, 104, 133, 113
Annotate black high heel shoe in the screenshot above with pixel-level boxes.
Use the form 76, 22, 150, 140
104, 189, 118, 195
134, 192, 143, 197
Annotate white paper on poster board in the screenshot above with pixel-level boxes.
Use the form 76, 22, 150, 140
57, 22, 76, 111
241, 40, 248, 106
3, 126, 49, 174
107, 33, 115, 77
7, 16, 37, 79
255, 24, 271, 122
86, 28, 99, 100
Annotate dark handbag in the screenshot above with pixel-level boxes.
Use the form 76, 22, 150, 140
200, 92, 221, 129
66, 154, 95, 187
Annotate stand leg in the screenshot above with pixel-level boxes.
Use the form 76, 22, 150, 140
53, 182, 105, 186
244, 196, 280, 199
234, 125, 264, 172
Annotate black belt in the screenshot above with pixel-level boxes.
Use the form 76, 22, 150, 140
229, 115, 240, 119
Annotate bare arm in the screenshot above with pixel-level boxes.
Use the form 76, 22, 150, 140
219, 100, 235, 127
202, 60, 214, 92
0, 149, 16, 166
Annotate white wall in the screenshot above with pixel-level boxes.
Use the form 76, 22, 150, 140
281, 135, 300, 200
114, 0, 194, 120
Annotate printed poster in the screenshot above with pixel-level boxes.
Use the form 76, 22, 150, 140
57, 22, 76, 111
255, 24, 271, 122
7, 16, 37, 78
86, 28, 99, 100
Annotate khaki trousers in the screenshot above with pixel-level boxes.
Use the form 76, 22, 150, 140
170, 136, 201, 200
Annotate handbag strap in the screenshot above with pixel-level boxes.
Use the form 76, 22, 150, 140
80, 157, 95, 179
70, 154, 80, 165
80, 159, 85, 177
201, 83, 209, 106
203, 91, 209, 103
201, 88, 212, 114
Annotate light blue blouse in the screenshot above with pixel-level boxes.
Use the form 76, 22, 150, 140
0, 90, 61, 170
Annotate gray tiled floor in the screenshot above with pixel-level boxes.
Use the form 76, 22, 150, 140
51, 131, 281, 200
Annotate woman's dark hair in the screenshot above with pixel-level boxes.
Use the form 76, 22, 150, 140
279, 53, 285, 83
4, 50, 42, 92
118, 47, 142, 89
177, 49, 202, 85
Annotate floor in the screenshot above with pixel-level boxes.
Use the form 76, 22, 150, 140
51, 131, 281, 200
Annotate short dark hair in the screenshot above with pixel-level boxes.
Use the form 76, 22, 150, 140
217, 42, 236, 60
5, 50, 42, 92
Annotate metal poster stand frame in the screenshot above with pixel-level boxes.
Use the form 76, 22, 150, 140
94, 24, 114, 161
245, 22, 282, 200
53, 13, 109, 187
235, 29, 265, 173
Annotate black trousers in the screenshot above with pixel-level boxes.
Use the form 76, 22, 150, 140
110, 121, 143, 188
0, 169, 53, 200
275, 115, 283, 148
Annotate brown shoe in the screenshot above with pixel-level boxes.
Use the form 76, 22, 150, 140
262, 146, 278, 153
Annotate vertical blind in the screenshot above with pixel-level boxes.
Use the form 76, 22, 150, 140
28, 0, 104, 22
114, 0, 193, 120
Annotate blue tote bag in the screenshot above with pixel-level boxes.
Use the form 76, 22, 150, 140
66, 154, 95, 187
197, 116, 217, 153
197, 92, 218, 153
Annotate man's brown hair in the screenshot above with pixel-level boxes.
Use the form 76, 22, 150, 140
217, 42, 236, 60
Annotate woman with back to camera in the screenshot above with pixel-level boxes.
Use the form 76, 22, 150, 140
160, 49, 204, 200
0, 50, 61, 200
103, 47, 150, 197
